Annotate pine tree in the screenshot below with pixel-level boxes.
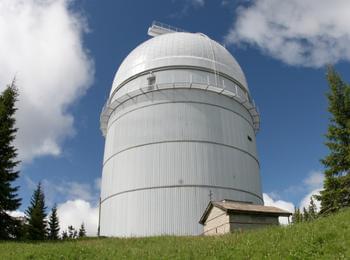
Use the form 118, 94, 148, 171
317, 67, 350, 214
0, 82, 21, 239
48, 204, 60, 240
73, 229, 78, 239
78, 223, 86, 238
292, 207, 303, 224
308, 197, 317, 220
61, 230, 68, 240
26, 182, 47, 240
302, 207, 309, 222
68, 225, 76, 239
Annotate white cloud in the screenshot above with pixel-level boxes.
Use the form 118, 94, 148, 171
299, 189, 322, 211
53, 181, 94, 202
191, 0, 205, 7
57, 199, 98, 236
24, 176, 100, 207
268, 170, 324, 213
263, 193, 294, 225
303, 171, 324, 190
8, 210, 26, 218
225, 0, 350, 67
282, 171, 324, 196
299, 171, 324, 210
94, 178, 101, 191
0, 0, 94, 162
265, 191, 281, 200
170, 0, 205, 18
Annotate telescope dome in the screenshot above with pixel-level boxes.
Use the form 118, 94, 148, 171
111, 32, 248, 96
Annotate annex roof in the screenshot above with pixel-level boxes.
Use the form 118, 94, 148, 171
199, 200, 292, 225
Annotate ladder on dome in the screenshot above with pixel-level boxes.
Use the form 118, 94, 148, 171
148, 21, 186, 37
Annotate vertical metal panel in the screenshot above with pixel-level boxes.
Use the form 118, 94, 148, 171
100, 89, 262, 237
100, 187, 262, 237
100, 32, 262, 237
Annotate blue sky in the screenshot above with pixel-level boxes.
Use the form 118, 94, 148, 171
1, 0, 349, 233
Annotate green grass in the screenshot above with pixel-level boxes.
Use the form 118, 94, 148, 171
1, 208, 350, 259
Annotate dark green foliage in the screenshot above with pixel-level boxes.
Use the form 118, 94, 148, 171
15, 219, 29, 240
48, 205, 60, 240
61, 230, 68, 240
26, 183, 47, 240
78, 223, 86, 238
317, 67, 350, 214
68, 225, 76, 239
294, 198, 319, 223
292, 207, 303, 223
302, 207, 309, 221
62, 226, 78, 240
0, 82, 21, 239
308, 197, 317, 220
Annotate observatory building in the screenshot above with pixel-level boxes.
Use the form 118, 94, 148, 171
99, 22, 262, 237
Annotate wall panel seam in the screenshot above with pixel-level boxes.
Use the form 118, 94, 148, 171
102, 139, 260, 167
107, 99, 254, 132
100, 184, 264, 204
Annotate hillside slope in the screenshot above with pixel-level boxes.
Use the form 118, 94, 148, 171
1, 208, 349, 259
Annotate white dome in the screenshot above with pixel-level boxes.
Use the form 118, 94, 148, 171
111, 32, 248, 96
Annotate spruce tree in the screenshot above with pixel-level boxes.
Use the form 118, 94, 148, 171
26, 182, 47, 240
61, 230, 68, 240
308, 197, 317, 220
48, 204, 60, 240
302, 207, 309, 221
292, 207, 302, 224
68, 225, 75, 239
0, 82, 21, 239
78, 223, 86, 238
317, 67, 350, 214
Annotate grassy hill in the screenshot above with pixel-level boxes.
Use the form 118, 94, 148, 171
1, 208, 349, 259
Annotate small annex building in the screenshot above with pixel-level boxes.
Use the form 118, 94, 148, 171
199, 200, 292, 235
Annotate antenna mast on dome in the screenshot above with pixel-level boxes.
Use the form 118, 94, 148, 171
148, 21, 187, 37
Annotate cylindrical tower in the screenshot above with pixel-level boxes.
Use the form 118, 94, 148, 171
100, 28, 261, 237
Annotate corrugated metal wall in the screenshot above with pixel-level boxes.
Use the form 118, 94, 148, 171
100, 88, 262, 237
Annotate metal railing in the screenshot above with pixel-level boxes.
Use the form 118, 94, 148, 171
151, 21, 187, 33
100, 81, 260, 136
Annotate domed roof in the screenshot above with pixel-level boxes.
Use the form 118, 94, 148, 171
111, 32, 248, 96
